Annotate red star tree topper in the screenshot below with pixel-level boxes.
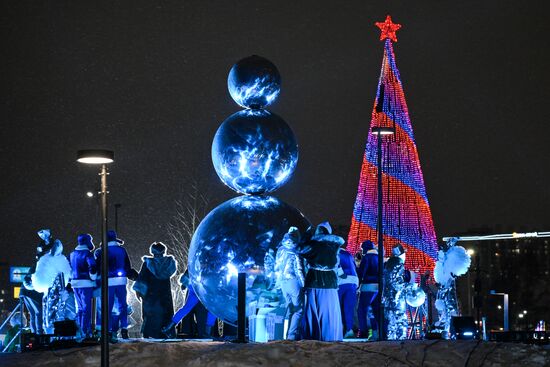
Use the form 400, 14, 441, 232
375, 15, 401, 42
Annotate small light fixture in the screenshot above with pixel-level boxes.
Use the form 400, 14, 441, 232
77, 150, 114, 164
518, 313, 524, 318
86, 191, 94, 198
372, 126, 395, 135
467, 249, 475, 256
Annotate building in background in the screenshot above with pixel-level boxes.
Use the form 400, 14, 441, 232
455, 226, 550, 331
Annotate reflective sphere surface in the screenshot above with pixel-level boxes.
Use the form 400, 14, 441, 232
212, 110, 298, 194
228, 55, 281, 109
188, 195, 310, 325
405, 284, 426, 307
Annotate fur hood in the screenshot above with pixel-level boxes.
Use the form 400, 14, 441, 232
311, 234, 345, 247
143, 255, 177, 280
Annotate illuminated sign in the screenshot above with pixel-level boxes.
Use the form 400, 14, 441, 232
10, 267, 31, 283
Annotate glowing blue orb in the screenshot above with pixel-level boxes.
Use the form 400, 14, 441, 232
212, 110, 298, 194
228, 55, 281, 109
188, 195, 310, 325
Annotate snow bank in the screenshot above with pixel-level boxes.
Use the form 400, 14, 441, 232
1, 339, 548, 367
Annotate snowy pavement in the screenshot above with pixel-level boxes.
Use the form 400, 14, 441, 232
1, 339, 549, 366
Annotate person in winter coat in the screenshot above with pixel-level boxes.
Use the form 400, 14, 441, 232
337, 242, 359, 338
161, 271, 216, 338
95, 230, 137, 339
132, 242, 177, 338
383, 244, 409, 340
20, 228, 58, 334
31, 238, 73, 334
300, 221, 343, 342
2, 312, 27, 352
274, 226, 305, 340
69, 233, 97, 337
357, 240, 380, 339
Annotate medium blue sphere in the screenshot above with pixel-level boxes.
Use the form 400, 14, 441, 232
212, 110, 298, 194
188, 195, 310, 325
228, 55, 281, 109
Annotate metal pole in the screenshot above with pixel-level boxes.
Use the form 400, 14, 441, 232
376, 132, 385, 341
100, 164, 109, 367
503, 294, 509, 331
19, 297, 23, 351
237, 272, 246, 343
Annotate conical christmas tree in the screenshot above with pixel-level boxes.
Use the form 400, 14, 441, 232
347, 16, 437, 277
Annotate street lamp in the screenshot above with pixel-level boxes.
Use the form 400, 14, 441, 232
372, 125, 395, 341
77, 149, 114, 367
490, 290, 509, 331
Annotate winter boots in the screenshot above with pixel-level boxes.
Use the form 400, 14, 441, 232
161, 322, 176, 338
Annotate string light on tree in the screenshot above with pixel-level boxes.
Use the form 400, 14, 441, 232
347, 16, 438, 278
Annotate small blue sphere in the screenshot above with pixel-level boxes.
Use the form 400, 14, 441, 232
188, 195, 310, 325
228, 55, 281, 109
212, 110, 298, 194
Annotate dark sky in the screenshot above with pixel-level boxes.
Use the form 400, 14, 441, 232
2, 1, 549, 267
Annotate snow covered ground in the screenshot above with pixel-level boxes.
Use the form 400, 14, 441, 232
1, 339, 549, 366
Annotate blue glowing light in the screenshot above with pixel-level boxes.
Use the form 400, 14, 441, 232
227, 55, 281, 109
463, 331, 473, 336
188, 195, 310, 325
212, 110, 298, 194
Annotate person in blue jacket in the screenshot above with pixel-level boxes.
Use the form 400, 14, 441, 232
300, 222, 343, 342
69, 233, 97, 337
337, 242, 359, 338
161, 270, 216, 338
357, 240, 380, 340
95, 230, 136, 339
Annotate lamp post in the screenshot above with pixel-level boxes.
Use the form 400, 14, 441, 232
372, 126, 394, 341
77, 149, 114, 367
489, 290, 509, 331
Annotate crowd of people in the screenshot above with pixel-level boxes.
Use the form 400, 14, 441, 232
14, 228, 197, 344
5, 221, 407, 347
273, 222, 384, 342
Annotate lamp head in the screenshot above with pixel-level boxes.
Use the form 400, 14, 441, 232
371, 126, 395, 136
77, 150, 114, 164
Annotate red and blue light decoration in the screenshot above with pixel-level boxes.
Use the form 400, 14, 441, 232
347, 16, 438, 277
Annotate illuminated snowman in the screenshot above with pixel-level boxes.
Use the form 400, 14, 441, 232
189, 55, 309, 325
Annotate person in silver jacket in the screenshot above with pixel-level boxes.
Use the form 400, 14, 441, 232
274, 226, 305, 340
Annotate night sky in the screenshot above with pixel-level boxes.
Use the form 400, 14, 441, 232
2, 1, 549, 267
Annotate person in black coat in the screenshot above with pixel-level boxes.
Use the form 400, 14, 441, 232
300, 222, 344, 341
133, 242, 177, 338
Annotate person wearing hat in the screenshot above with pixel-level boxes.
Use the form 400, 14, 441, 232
69, 233, 98, 338
383, 243, 409, 340
274, 226, 305, 340
19, 228, 57, 335
357, 240, 380, 339
132, 242, 177, 338
95, 230, 136, 339
299, 221, 344, 342
337, 241, 359, 338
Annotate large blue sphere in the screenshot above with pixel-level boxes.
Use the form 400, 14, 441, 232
227, 55, 281, 109
188, 195, 310, 325
212, 110, 298, 194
